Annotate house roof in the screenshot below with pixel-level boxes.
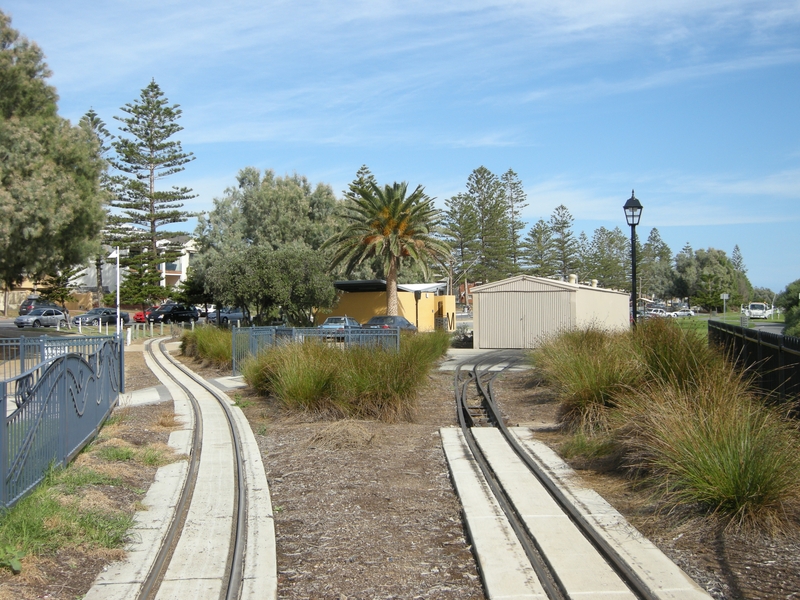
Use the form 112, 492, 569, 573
333, 280, 447, 294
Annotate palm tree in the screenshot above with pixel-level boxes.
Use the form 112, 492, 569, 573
325, 181, 450, 315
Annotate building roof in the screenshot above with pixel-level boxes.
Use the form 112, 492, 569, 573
333, 280, 447, 294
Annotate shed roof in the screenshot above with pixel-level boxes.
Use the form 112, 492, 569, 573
471, 274, 627, 296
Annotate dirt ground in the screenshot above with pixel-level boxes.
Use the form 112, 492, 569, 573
3, 345, 799, 599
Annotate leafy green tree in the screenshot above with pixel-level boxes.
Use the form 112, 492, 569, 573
522, 219, 556, 277
324, 181, 449, 315
752, 286, 776, 304
548, 205, 579, 280
676, 247, 749, 310
110, 80, 195, 303
776, 279, 800, 336
500, 169, 528, 272
670, 243, 697, 300
0, 11, 106, 313
465, 167, 512, 282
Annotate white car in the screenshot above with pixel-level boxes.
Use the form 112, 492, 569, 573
671, 308, 695, 317
645, 308, 668, 318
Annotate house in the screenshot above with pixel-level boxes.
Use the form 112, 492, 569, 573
471, 274, 629, 349
315, 280, 457, 332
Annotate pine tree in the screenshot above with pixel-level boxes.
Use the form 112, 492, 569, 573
465, 166, 512, 283
500, 169, 528, 272
731, 245, 746, 273
110, 80, 195, 303
79, 108, 116, 305
548, 205, 579, 280
522, 219, 556, 277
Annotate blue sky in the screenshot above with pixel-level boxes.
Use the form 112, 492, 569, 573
5, 1, 799, 294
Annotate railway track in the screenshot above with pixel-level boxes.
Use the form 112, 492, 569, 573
86, 338, 276, 600
445, 350, 710, 600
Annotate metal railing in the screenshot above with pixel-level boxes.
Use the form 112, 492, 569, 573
1, 336, 123, 508
708, 320, 800, 405
231, 326, 401, 375
0, 335, 118, 382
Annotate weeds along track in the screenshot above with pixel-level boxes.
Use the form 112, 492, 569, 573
134, 338, 275, 600
451, 352, 703, 600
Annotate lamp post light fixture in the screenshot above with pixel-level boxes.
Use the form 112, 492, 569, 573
623, 190, 643, 326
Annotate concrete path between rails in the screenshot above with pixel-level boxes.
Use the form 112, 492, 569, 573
86, 341, 276, 600
441, 426, 712, 600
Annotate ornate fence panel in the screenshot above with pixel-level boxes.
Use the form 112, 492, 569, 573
708, 321, 800, 405
231, 326, 400, 375
1, 337, 122, 508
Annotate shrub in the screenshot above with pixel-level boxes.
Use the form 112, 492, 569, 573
241, 332, 449, 422
616, 370, 800, 528
531, 326, 641, 430
181, 326, 232, 369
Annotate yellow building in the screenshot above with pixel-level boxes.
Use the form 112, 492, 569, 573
315, 280, 457, 332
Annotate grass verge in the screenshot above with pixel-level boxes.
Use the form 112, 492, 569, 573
181, 325, 232, 369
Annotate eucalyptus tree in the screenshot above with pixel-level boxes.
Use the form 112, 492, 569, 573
548, 205, 579, 280
0, 11, 105, 313
522, 219, 556, 277
500, 169, 528, 272
324, 181, 450, 316
110, 80, 195, 303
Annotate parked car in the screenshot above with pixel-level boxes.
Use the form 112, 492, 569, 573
147, 304, 199, 324
133, 306, 159, 323
73, 307, 131, 326
363, 315, 417, 332
15, 308, 68, 328
18, 296, 60, 315
671, 308, 695, 317
318, 316, 361, 340
208, 307, 246, 325
645, 308, 669, 318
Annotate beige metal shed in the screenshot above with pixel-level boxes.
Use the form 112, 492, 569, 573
471, 275, 629, 349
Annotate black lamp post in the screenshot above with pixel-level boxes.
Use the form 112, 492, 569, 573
624, 190, 643, 326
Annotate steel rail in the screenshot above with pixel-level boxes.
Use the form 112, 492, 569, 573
454, 356, 565, 600
137, 338, 246, 600
460, 352, 662, 600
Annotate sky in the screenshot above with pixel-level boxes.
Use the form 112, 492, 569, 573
4, 1, 799, 294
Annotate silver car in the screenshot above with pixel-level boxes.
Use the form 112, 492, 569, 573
15, 308, 68, 328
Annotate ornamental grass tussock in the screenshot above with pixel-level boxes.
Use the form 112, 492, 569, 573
531, 319, 800, 529
241, 331, 450, 423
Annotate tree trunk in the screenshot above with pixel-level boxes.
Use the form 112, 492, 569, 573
95, 258, 104, 307
386, 258, 398, 316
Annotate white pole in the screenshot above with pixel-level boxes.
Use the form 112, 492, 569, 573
116, 246, 121, 335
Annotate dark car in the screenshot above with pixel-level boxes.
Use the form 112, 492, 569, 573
147, 304, 199, 324
73, 307, 131, 326
18, 296, 60, 315
363, 315, 417, 332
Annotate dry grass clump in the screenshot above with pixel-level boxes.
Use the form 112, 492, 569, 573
307, 420, 377, 449
531, 319, 800, 528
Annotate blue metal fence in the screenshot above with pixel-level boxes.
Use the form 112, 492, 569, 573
708, 321, 800, 405
231, 326, 401, 375
1, 336, 122, 508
